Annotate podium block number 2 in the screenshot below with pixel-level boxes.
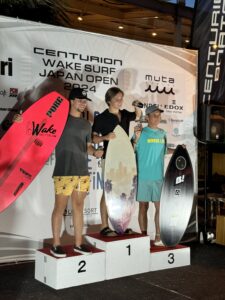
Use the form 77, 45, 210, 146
78, 260, 86, 273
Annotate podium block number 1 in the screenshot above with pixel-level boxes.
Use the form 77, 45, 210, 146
126, 244, 131, 256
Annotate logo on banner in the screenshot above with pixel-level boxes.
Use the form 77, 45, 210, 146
0, 58, 13, 76
9, 88, 18, 97
0, 89, 6, 97
0, 88, 18, 97
172, 127, 180, 136
144, 100, 183, 114
145, 74, 175, 95
83, 207, 98, 216
63, 207, 98, 217
170, 118, 183, 136
170, 118, 183, 124
164, 100, 183, 112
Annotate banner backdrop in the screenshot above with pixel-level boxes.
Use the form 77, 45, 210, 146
191, 0, 225, 104
0, 16, 197, 262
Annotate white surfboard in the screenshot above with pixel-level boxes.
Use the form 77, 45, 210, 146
104, 125, 137, 234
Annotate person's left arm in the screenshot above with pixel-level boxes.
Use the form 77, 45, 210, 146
164, 132, 174, 155
167, 148, 174, 155
165, 131, 186, 154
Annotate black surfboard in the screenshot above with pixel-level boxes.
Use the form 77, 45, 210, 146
160, 145, 194, 247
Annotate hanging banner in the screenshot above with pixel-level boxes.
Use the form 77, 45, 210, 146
191, 0, 225, 104
0, 15, 197, 262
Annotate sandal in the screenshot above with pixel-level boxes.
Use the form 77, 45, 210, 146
100, 227, 118, 237
124, 228, 135, 235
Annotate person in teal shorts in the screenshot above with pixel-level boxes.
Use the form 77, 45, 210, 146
133, 104, 168, 246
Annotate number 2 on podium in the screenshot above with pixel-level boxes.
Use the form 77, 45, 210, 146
78, 260, 86, 273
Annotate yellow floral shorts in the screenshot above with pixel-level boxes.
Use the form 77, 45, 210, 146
53, 176, 90, 196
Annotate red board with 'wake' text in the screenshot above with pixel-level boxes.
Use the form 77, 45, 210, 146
0, 91, 69, 212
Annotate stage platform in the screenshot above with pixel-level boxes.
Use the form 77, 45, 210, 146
1, 241, 225, 299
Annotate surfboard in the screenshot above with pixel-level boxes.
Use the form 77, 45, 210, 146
0, 91, 69, 212
159, 145, 194, 246
104, 125, 137, 234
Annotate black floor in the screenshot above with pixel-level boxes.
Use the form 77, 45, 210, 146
0, 242, 225, 300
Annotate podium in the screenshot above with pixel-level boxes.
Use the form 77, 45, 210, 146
35, 234, 191, 289
149, 243, 190, 271
35, 244, 105, 289
85, 233, 150, 279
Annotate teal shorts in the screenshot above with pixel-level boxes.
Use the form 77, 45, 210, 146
137, 179, 163, 202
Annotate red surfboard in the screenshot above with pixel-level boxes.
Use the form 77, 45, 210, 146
0, 91, 69, 212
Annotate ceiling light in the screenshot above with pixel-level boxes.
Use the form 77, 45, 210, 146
77, 15, 83, 22
185, 39, 190, 43
152, 32, 157, 37
118, 25, 124, 30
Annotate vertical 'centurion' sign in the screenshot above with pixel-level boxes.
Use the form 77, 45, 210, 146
191, 0, 225, 104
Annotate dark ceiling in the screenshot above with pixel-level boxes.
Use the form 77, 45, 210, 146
0, 0, 194, 47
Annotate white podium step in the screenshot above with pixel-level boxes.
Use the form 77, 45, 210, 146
85, 232, 150, 280
35, 245, 105, 289
149, 243, 190, 271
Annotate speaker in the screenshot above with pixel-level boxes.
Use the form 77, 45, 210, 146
198, 104, 225, 143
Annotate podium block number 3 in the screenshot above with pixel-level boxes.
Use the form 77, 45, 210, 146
168, 253, 175, 264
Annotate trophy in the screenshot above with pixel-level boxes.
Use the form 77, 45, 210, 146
132, 100, 146, 124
